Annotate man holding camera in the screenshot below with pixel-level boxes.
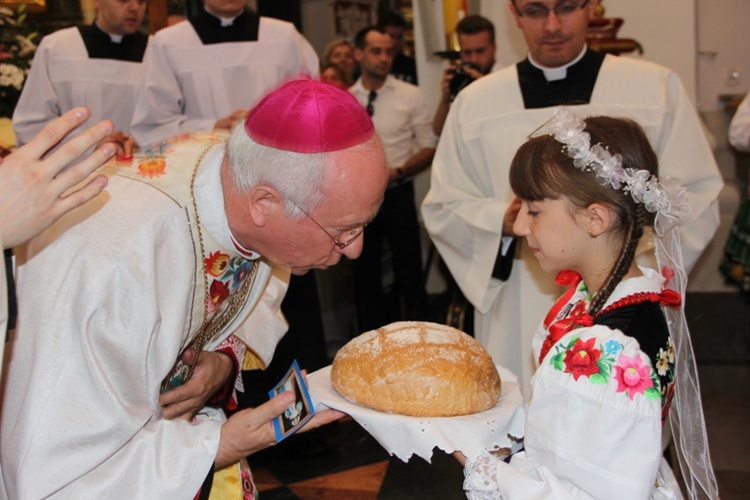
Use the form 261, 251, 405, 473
433, 15, 500, 135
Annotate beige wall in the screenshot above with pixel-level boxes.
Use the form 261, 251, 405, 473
696, 0, 750, 112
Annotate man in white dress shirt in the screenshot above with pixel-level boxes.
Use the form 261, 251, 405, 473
421, 0, 723, 396
1, 79, 388, 499
349, 26, 436, 332
131, 0, 319, 148
12, 0, 148, 157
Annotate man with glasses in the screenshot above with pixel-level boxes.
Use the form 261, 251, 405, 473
423, 0, 721, 401
349, 26, 436, 333
1, 79, 388, 498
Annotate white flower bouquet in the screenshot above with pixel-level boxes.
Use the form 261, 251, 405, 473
0, 4, 38, 118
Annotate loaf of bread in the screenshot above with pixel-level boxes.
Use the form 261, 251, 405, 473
331, 321, 501, 417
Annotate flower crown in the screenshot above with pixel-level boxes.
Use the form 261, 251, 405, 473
532, 108, 688, 221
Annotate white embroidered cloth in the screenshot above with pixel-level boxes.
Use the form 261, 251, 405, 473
307, 365, 525, 463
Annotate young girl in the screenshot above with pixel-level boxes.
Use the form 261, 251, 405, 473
461, 110, 718, 499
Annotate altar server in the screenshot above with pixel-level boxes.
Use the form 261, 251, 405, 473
13, 0, 148, 156
131, 0, 319, 148
421, 0, 722, 396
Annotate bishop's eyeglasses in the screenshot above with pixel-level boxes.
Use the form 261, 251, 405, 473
291, 201, 366, 249
513, 0, 590, 21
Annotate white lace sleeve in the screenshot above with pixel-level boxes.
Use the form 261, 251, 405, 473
463, 449, 502, 500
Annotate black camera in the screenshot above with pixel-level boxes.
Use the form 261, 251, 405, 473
449, 63, 481, 99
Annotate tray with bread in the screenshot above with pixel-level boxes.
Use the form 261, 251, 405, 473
307, 321, 526, 463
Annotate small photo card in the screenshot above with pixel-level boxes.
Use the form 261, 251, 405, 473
268, 359, 315, 442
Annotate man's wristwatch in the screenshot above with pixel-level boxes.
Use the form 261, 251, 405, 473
395, 167, 405, 180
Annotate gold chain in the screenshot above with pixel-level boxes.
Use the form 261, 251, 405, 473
161, 143, 259, 391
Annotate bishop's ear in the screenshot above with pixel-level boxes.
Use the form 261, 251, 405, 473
246, 184, 284, 227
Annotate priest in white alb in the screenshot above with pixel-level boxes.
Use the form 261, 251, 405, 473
421, 0, 722, 397
12, 0, 149, 157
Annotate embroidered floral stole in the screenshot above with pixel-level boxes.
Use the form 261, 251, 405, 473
111, 133, 260, 391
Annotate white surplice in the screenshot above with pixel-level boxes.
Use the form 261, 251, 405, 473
130, 17, 319, 148
421, 55, 722, 397
0, 136, 288, 498
12, 27, 147, 147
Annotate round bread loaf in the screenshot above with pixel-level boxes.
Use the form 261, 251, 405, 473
331, 321, 501, 417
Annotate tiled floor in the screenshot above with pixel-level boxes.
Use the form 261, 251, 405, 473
249, 291, 750, 499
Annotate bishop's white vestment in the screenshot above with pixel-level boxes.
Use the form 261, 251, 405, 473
0, 134, 288, 498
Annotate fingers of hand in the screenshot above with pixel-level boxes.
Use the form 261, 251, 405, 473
161, 398, 198, 421
123, 136, 138, 155
58, 119, 116, 159
45, 120, 115, 186
159, 380, 208, 421
180, 348, 196, 365
53, 141, 114, 199
53, 175, 108, 217
21, 107, 94, 160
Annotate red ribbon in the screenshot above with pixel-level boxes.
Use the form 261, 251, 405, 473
539, 271, 586, 364
538, 270, 682, 364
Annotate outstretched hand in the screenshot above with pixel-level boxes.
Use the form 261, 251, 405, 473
0, 107, 114, 248
215, 392, 345, 470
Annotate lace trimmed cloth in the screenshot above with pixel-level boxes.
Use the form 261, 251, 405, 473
307, 365, 525, 462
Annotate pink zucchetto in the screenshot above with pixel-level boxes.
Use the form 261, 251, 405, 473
244, 77, 374, 153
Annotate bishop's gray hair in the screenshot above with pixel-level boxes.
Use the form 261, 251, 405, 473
226, 124, 327, 218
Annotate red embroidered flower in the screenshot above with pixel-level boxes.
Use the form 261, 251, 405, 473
614, 354, 654, 400
241, 468, 256, 500
563, 337, 602, 380
208, 279, 230, 312
205, 251, 230, 277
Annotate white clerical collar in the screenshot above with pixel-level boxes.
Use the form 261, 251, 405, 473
204, 7, 241, 26
95, 21, 123, 43
528, 45, 588, 81
194, 144, 260, 260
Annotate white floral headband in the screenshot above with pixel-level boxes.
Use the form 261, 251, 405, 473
532, 108, 689, 223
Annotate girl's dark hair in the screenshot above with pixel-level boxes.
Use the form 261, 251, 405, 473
509, 115, 659, 316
